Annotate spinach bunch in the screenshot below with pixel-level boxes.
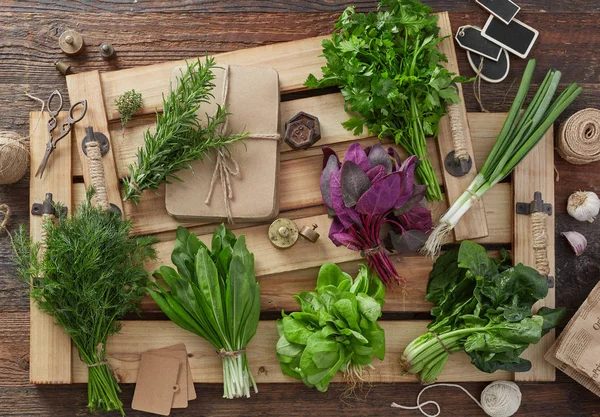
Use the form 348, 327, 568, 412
306, 0, 467, 201
401, 240, 565, 384
149, 225, 260, 399
276, 264, 386, 392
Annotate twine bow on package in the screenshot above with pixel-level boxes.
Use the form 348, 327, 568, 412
165, 64, 281, 223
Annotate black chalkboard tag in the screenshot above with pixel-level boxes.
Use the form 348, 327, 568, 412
455, 25, 503, 62
482, 16, 539, 59
475, 0, 520, 24
468, 49, 510, 83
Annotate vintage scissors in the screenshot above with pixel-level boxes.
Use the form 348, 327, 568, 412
35, 90, 87, 178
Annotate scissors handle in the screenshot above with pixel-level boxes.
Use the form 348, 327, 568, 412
47, 90, 63, 117
68, 100, 88, 124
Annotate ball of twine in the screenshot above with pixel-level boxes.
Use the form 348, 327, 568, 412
0, 131, 29, 184
480, 381, 522, 417
391, 381, 522, 417
557, 108, 600, 165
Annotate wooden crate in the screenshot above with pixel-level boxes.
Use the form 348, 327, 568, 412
29, 12, 555, 385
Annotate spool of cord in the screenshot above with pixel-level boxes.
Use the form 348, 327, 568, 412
391, 381, 522, 417
557, 108, 600, 165
0, 131, 29, 184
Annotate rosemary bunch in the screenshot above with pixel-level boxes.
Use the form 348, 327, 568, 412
122, 57, 246, 205
13, 189, 157, 416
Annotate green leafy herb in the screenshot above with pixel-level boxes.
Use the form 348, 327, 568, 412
401, 240, 565, 384
123, 57, 246, 205
148, 225, 260, 399
115, 89, 143, 129
276, 264, 386, 392
305, 0, 467, 201
424, 59, 581, 256
13, 189, 157, 415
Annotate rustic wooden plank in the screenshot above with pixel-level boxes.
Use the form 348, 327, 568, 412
65, 71, 124, 213
140, 184, 510, 281
28, 111, 72, 384
513, 128, 556, 382
71, 112, 505, 237
100, 36, 328, 121
436, 12, 488, 241
70, 320, 511, 384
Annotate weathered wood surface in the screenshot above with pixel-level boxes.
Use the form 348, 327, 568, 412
1, 1, 600, 416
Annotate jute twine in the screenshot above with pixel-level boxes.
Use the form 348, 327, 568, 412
557, 108, 600, 165
391, 381, 522, 417
447, 103, 469, 160
531, 211, 550, 276
0, 131, 29, 184
85, 141, 110, 210
217, 348, 245, 358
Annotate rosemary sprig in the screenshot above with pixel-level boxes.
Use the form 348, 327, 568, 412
122, 57, 246, 205
13, 188, 157, 415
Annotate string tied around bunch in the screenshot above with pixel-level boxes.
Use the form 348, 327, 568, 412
86, 343, 109, 368
391, 381, 522, 417
217, 348, 245, 359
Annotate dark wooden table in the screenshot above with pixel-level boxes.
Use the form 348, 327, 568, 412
1, 1, 599, 416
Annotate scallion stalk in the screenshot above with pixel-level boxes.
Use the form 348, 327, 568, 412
423, 60, 582, 257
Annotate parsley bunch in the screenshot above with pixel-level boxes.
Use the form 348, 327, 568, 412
306, 0, 466, 201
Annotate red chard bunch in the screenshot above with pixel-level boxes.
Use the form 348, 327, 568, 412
320, 143, 432, 286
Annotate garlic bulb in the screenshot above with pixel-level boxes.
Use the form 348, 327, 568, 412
567, 191, 600, 222
561, 231, 587, 256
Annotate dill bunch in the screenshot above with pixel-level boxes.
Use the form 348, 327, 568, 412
122, 57, 246, 205
115, 89, 143, 129
13, 189, 157, 416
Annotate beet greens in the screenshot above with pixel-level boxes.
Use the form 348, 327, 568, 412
320, 143, 432, 286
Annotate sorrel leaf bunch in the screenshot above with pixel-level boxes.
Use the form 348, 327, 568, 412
306, 0, 467, 201
321, 143, 432, 286
13, 189, 157, 416
123, 57, 246, 205
148, 225, 260, 399
424, 59, 582, 256
401, 240, 565, 384
276, 264, 386, 392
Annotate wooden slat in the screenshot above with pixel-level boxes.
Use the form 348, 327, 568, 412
100, 36, 329, 121
66, 71, 124, 213
71, 112, 506, 237
436, 12, 488, 241
29, 111, 72, 384
71, 320, 511, 384
513, 128, 556, 382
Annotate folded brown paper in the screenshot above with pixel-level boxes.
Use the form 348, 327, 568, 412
545, 280, 600, 398
554, 281, 600, 384
147, 348, 189, 408
166, 64, 281, 223
150, 343, 196, 401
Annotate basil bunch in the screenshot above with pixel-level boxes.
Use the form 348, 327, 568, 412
149, 225, 260, 399
276, 264, 385, 392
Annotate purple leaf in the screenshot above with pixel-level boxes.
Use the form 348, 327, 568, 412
341, 161, 371, 208
395, 184, 427, 215
389, 229, 428, 253
368, 144, 392, 173
329, 219, 360, 250
387, 147, 403, 170
322, 146, 339, 169
401, 204, 433, 233
321, 154, 340, 210
366, 165, 386, 181
344, 143, 370, 172
394, 155, 418, 209
355, 173, 402, 215
330, 169, 361, 228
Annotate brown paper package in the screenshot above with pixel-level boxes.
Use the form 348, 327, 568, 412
545, 280, 600, 397
166, 64, 280, 222
554, 280, 600, 384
